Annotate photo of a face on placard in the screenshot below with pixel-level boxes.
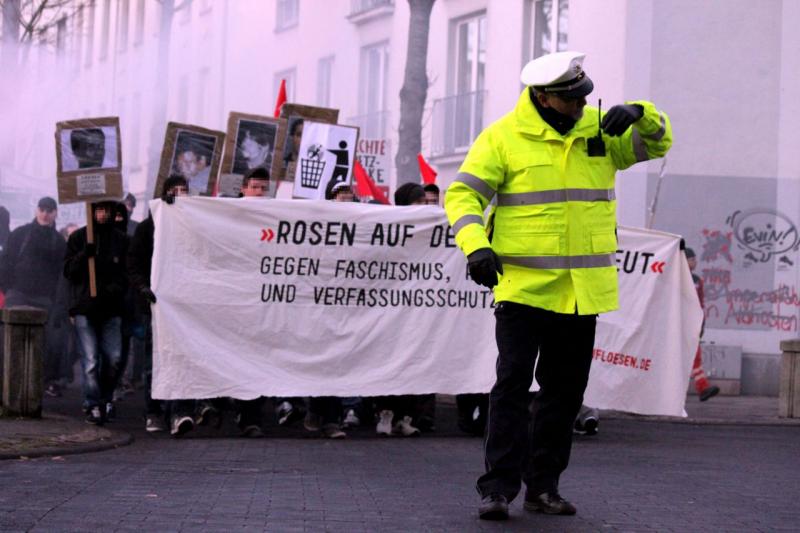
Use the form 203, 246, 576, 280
233, 119, 277, 175
155, 122, 225, 198
59, 126, 119, 172
278, 104, 339, 181
170, 130, 219, 196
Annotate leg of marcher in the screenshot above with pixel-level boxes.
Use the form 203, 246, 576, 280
523, 312, 595, 515
477, 302, 540, 504
74, 315, 103, 423
98, 317, 124, 420
235, 398, 265, 437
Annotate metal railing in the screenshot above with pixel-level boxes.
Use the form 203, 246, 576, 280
350, 0, 394, 16
346, 110, 391, 139
431, 90, 486, 156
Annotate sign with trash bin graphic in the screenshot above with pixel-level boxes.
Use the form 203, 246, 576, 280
293, 122, 359, 200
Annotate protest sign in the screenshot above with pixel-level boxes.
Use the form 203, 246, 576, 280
292, 122, 359, 200
278, 103, 339, 181
150, 198, 700, 416
221, 112, 287, 197
356, 138, 391, 199
54, 117, 123, 204
155, 122, 225, 198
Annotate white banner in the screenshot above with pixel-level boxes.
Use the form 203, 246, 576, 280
151, 198, 701, 416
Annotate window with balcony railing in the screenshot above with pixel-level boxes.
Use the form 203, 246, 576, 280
346, 111, 390, 140
357, 41, 390, 138
432, 12, 487, 156
350, 0, 394, 16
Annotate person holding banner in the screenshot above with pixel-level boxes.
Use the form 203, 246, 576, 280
64, 201, 130, 425
445, 51, 672, 520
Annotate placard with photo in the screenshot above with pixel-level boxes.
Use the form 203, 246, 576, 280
54, 116, 124, 204
155, 122, 225, 198
222, 112, 287, 191
278, 104, 339, 181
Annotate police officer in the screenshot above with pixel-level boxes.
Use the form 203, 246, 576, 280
444, 51, 672, 520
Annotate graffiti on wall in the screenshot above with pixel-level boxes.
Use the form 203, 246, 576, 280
700, 208, 800, 332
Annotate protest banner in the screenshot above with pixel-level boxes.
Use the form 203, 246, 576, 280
221, 112, 287, 197
356, 138, 391, 199
278, 103, 339, 182
150, 199, 701, 416
292, 122, 359, 200
154, 122, 225, 198
54, 117, 123, 204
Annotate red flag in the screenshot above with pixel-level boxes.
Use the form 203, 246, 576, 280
353, 160, 390, 205
273, 79, 287, 118
417, 153, 438, 185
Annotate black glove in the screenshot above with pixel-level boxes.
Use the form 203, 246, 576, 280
467, 248, 503, 288
141, 288, 157, 304
601, 104, 644, 136
164, 194, 176, 205
84, 242, 96, 257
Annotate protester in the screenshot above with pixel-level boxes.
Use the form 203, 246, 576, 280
0, 197, 66, 396
686, 247, 720, 401
394, 182, 426, 206
64, 200, 129, 425
325, 180, 357, 202
423, 183, 440, 206
123, 193, 139, 236
128, 176, 197, 435
445, 50, 672, 519
239, 167, 270, 198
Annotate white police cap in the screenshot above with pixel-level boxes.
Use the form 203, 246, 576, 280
520, 51, 594, 98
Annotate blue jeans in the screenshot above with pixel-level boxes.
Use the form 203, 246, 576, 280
74, 315, 123, 410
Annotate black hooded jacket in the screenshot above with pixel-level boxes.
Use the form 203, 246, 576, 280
63, 209, 129, 318
0, 218, 65, 301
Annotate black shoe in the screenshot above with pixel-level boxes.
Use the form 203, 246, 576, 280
582, 416, 598, 436
524, 491, 576, 515
478, 494, 509, 520
105, 402, 116, 422
700, 385, 720, 402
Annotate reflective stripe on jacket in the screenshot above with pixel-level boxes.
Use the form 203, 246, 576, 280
445, 89, 672, 315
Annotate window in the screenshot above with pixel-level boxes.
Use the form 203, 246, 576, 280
56, 17, 67, 53
316, 56, 334, 107
274, 68, 296, 104
99, 0, 110, 60
431, 12, 486, 155
357, 41, 389, 137
276, 0, 298, 31
134, 0, 145, 45
117, 0, 129, 53
526, 0, 569, 61
85, 1, 95, 66
130, 93, 141, 167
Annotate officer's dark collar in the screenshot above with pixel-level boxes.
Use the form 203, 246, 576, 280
529, 87, 577, 136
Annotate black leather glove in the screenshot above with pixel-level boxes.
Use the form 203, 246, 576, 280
141, 288, 157, 304
601, 104, 644, 136
84, 242, 96, 257
164, 194, 176, 205
467, 248, 503, 288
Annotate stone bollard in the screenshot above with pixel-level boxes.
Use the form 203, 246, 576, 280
779, 339, 800, 418
1, 306, 48, 418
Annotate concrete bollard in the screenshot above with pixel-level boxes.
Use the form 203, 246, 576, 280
1, 306, 48, 418
779, 339, 800, 418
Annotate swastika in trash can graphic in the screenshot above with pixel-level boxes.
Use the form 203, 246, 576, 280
300, 143, 326, 188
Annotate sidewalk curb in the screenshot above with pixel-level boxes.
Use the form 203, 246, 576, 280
0, 420, 134, 461
603, 412, 800, 427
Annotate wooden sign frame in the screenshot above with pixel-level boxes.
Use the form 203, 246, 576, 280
154, 122, 226, 198
54, 116, 124, 204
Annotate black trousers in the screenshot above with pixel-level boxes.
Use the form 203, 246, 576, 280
477, 302, 596, 502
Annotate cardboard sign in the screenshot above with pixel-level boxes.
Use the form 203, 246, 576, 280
221, 112, 287, 194
155, 122, 225, 198
292, 122, 359, 200
54, 117, 123, 204
356, 138, 392, 199
278, 103, 339, 182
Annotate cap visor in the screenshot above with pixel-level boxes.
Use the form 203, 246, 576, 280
559, 76, 594, 99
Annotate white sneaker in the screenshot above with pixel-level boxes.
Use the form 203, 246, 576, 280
376, 410, 394, 436
393, 415, 421, 437
170, 415, 195, 436
342, 409, 360, 428
145, 414, 166, 433
322, 423, 346, 439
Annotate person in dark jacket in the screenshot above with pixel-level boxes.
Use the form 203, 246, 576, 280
128, 176, 197, 436
63, 200, 129, 425
0, 197, 66, 391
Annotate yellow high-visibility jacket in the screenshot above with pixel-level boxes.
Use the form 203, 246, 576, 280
445, 89, 672, 315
